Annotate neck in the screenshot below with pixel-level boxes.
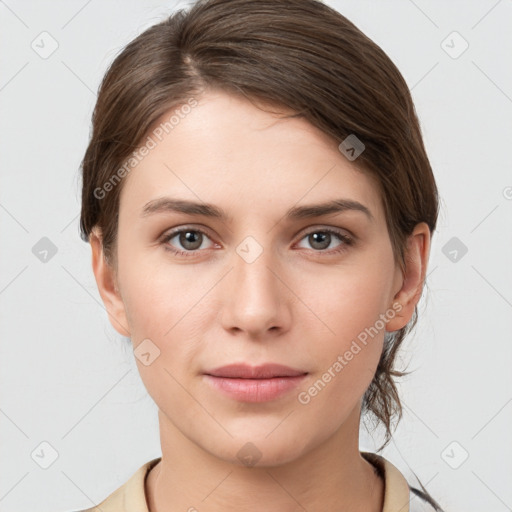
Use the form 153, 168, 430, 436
146, 405, 384, 512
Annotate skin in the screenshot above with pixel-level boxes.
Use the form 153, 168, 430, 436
90, 89, 431, 512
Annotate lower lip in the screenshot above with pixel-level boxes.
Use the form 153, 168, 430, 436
203, 374, 307, 402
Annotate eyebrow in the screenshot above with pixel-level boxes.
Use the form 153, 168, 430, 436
141, 197, 374, 222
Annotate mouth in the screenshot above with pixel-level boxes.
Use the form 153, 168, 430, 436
203, 363, 308, 379
203, 363, 308, 402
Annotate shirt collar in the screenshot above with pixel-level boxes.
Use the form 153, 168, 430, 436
361, 450, 410, 512
90, 452, 410, 512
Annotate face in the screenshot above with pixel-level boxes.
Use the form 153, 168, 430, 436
94, 89, 414, 466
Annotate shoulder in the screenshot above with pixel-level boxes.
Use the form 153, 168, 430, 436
71, 457, 161, 512
409, 484, 446, 512
361, 451, 446, 512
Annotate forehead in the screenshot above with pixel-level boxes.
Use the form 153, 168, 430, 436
118, 90, 384, 224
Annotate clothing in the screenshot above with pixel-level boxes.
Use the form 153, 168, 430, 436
76, 451, 440, 512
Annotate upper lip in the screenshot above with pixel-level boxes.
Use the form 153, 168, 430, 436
204, 363, 308, 379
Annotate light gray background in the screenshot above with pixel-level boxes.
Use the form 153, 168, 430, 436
1, 1, 511, 511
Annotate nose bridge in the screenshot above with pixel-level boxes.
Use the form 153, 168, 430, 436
234, 233, 281, 303
222, 233, 287, 335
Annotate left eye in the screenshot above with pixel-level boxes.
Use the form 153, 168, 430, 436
296, 229, 353, 252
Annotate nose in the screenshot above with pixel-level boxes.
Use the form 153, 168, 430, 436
220, 240, 292, 338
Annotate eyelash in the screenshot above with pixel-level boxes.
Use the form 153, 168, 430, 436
160, 226, 354, 258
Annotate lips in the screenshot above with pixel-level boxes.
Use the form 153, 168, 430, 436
203, 364, 308, 402
204, 363, 307, 379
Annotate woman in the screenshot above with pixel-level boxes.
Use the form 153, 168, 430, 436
77, 0, 445, 510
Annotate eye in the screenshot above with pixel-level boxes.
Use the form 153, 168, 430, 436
296, 228, 353, 254
161, 227, 216, 257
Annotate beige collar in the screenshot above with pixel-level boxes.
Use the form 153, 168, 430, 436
83, 452, 410, 512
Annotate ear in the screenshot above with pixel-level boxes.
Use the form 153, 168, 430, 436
386, 222, 431, 332
89, 228, 131, 337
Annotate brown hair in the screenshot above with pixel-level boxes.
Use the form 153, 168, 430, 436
80, 0, 439, 471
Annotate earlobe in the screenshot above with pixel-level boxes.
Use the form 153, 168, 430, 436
385, 222, 431, 332
89, 228, 131, 337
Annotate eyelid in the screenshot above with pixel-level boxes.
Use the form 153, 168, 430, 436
160, 223, 214, 238
297, 224, 354, 241
160, 225, 217, 245
160, 223, 353, 242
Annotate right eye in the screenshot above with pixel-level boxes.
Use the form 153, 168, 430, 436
161, 227, 217, 257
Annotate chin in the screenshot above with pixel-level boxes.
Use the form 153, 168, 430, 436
205, 432, 311, 469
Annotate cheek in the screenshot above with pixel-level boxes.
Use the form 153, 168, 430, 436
116, 249, 217, 388
295, 284, 386, 428
296, 259, 392, 398
116, 244, 206, 340
119, 262, 211, 406
304, 261, 392, 345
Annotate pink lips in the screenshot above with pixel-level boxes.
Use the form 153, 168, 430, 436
203, 363, 308, 402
